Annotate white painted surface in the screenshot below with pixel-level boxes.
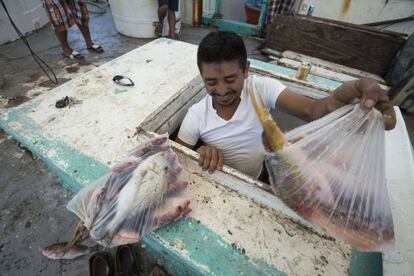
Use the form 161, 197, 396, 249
298, 0, 414, 34
109, 0, 158, 38
19, 38, 200, 165
383, 107, 414, 275
0, 0, 49, 45
136, 133, 352, 275
181, 152, 351, 275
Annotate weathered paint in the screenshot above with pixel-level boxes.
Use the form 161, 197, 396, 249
0, 110, 290, 274
147, 218, 286, 275
340, 0, 352, 20
349, 248, 382, 276
0, 100, 108, 193
249, 58, 343, 90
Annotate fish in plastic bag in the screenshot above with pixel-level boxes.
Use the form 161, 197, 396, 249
249, 81, 394, 252
42, 134, 191, 259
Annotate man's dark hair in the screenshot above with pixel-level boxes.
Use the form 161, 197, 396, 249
197, 31, 247, 72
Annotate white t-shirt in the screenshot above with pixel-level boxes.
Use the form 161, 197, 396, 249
177, 75, 286, 178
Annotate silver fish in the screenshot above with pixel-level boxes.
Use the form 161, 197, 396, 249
99, 151, 171, 239
41, 243, 99, 260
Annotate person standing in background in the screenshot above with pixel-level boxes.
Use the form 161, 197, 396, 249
258, 0, 296, 50
155, 0, 179, 39
42, 0, 104, 60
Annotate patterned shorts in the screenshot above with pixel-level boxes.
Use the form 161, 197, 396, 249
42, 0, 89, 31
266, 0, 295, 24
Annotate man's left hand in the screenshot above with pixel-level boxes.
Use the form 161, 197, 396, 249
310, 78, 396, 130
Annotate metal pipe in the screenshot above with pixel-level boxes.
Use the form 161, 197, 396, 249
364, 15, 414, 26
257, 0, 268, 29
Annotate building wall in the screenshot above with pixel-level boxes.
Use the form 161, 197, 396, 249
0, 0, 49, 45
297, 0, 414, 34
203, 0, 248, 22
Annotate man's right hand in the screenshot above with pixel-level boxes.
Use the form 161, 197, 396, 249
197, 146, 224, 174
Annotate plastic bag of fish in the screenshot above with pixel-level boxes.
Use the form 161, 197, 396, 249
264, 104, 394, 252
67, 134, 192, 248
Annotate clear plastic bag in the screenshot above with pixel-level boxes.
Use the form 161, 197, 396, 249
66, 134, 191, 247
265, 104, 394, 251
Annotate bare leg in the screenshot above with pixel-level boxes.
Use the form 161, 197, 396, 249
54, 29, 72, 55
77, 24, 94, 48
158, 5, 168, 25
156, 5, 168, 36
167, 9, 176, 38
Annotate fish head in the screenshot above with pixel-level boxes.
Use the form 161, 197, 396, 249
146, 152, 171, 176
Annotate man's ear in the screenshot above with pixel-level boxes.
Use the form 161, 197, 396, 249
244, 61, 250, 78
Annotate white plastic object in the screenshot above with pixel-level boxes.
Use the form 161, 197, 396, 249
67, 134, 191, 247
266, 104, 395, 252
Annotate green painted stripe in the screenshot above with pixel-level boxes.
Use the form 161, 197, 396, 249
249, 58, 343, 89
149, 218, 286, 275
349, 248, 382, 276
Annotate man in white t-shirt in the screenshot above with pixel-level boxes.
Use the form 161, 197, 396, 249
176, 31, 396, 178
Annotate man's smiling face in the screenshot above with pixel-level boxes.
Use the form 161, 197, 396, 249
200, 60, 249, 107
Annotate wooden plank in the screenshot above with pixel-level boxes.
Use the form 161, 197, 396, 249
297, 15, 407, 39
249, 59, 339, 94
252, 68, 330, 99
154, 88, 206, 134
274, 58, 356, 83
282, 51, 386, 84
273, 57, 390, 91
266, 15, 405, 75
141, 76, 205, 132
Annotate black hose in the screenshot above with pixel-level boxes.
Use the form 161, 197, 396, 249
0, 0, 58, 85
364, 14, 414, 27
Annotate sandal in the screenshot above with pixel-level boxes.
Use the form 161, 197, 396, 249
112, 75, 134, 87
89, 251, 115, 276
115, 244, 141, 276
87, 44, 104, 53
154, 22, 163, 37
62, 50, 84, 60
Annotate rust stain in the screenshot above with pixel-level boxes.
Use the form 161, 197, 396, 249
65, 66, 79, 73
340, 0, 352, 19
6, 95, 30, 108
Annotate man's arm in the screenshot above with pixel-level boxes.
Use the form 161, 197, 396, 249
275, 78, 396, 130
